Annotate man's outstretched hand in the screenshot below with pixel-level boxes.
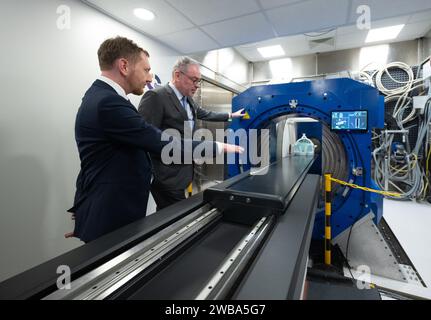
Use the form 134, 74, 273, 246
65, 212, 75, 239
65, 232, 74, 239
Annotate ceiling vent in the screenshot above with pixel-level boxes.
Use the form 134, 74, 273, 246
308, 36, 335, 49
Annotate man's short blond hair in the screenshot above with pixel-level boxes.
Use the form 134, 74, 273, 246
98, 36, 149, 71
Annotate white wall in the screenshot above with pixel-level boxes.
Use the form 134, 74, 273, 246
425, 30, 431, 58
0, 0, 179, 282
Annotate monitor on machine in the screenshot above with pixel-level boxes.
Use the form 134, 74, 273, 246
331, 110, 368, 131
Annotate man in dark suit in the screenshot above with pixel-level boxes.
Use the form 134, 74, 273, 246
68, 37, 242, 242
138, 57, 245, 210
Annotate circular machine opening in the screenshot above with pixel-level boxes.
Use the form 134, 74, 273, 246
257, 114, 349, 199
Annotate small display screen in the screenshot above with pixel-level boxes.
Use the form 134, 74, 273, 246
331, 111, 367, 131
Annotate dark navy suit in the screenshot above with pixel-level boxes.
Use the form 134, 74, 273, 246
69, 80, 214, 242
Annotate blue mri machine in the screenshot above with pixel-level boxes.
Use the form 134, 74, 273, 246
227, 78, 385, 240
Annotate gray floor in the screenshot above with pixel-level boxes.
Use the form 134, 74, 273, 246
383, 199, 431, 287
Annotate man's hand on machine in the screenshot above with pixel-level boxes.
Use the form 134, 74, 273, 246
230, 108, 247, 119
222, 143, 244, 154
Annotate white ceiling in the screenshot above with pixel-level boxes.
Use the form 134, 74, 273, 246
83, 0, 431, 62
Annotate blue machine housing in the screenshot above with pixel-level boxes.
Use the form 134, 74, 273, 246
227, 78, 385, 239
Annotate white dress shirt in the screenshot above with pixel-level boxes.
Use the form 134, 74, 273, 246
98, 76, 129, 101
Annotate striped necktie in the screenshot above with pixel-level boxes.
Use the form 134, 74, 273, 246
181, 96, 194, 130
181, 96, 187, 109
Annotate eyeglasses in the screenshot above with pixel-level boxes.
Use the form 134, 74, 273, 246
180, 70, 202, 86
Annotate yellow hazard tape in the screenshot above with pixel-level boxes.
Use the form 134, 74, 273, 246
329, 177, 402, 198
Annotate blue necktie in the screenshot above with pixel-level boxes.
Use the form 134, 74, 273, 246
181, 96, 187, 109
181, 96, 194, 130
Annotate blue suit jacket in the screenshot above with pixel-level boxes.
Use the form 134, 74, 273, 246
69, 80, 215, 242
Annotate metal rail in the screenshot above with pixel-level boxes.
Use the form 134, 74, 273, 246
196, 215, 275, 300
44, 205, 220, 300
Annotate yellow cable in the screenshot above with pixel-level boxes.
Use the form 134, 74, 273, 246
424, 147, 431, 198
390, 165, 408, 174
389, 154, 417, 174
422, 180, 428, 199
427, 147, 431, 176
411, 153, 418, 170
329, 177, 402, 198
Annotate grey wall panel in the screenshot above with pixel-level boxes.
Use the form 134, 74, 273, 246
253, 61, 274, 83
253, 54, 317, 83
190, 48, 250, 92
193, 82, 234, 189
424, 30, 431, 58
385, 40, 421, 66
319, 40, 419, 74
252, 40, 422, 83
291, 55, 319, 80
317, 48, 360, 74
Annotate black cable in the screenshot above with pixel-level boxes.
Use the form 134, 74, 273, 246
344, 133, 368, 283
344, 210, 363, 282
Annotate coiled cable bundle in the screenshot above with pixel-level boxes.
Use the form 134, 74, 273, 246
375, 62, 418, 96
371, 59, 431, 200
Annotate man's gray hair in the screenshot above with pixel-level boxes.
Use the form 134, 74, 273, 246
173, 57, 199, 74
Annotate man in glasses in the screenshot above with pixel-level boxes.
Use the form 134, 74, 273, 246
138, 57, 245, 211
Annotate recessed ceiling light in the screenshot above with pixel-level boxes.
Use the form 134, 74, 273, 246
134, 8, 155, 21
365, 24, 405, 43
257, 45, 285, 58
